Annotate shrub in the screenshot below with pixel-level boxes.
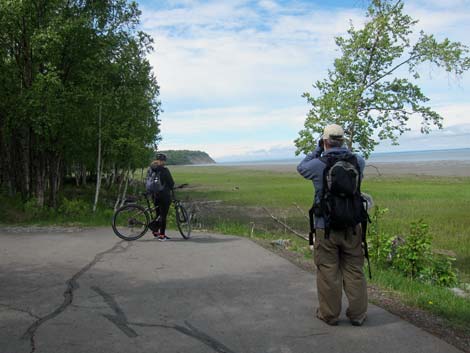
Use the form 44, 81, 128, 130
368, 211, 458, 287
368, 207, 394, 265
23, 198, 50, 219
58, 198, 89, 217
393, 220, 433, 279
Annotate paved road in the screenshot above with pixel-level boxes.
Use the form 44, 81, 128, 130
0, 227, 462, 353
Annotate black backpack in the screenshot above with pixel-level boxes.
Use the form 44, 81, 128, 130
320, 153, 365, 230
146, 169, 165, 193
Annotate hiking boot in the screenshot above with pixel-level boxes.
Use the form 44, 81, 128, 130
316, 308, 338, 326
350, 315, 367, 327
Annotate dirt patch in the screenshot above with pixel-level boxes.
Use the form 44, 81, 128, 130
252, 237, 470, 353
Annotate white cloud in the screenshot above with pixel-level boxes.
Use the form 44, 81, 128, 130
258, 0, 280, 12
143, 3, 364, 101
140, 0, 470, 159
159, 105, 306, 136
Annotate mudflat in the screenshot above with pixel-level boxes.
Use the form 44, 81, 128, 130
220, 160, 470, 177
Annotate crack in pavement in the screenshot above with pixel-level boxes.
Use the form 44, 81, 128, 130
21, 241, 132, 353
0, 303, 41, 320
130, 320, 237, 353
91, 286, 138, 338
91, 286, 236, 353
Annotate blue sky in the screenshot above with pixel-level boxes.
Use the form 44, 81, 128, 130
138, 0, 470, 161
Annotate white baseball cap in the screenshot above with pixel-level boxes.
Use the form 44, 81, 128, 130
323, 124, 344, 140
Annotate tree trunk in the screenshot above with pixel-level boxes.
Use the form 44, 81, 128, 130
74, 164, 80, 187
113, 169, 124, 211
22, 129, 31, 198
106, 162, 116, 189
48, 154, 61, 208
93, 96, 103, 213
119, 167, 130, 208
81, 164, 87, 186
35, 153, 46, 207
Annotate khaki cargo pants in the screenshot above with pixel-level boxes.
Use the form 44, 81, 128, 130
314, 224, 367, 323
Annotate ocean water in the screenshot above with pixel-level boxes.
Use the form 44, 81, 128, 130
368, 148, 470, 163
216, 148, 470, 166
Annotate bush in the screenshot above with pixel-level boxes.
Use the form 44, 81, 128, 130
368, 207, 395, 265
393, 220, 432, 279
369, 211, 458, 287
58, 198, 89, 217
428, 254, 458, 287
23, 198, 51, 219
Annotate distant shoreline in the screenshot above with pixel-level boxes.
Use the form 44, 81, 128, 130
178, 149, 470, 177
214, 147, 470, 166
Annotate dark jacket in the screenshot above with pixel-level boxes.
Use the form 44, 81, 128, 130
147, 162, 175, 195
297, 146, 365, 229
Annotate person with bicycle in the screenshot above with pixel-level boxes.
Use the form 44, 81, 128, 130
146, 153, 175, 241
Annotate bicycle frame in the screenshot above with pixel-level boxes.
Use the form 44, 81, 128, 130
143, 192, 158, 220
142, 191, 180, 220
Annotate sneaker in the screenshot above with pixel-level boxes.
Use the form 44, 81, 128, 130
316, 308, 338, 326
152, 231, 160, 238
158, 235, 166, 241
350, 315, 367, 327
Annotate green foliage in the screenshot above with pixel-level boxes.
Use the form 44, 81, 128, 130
23, 198, 51, 218
295, 0, 470, 157
428, 255, 458, 287
368, 207, 394, 265
371, 268, 470, 331
0, 0, 161, 207
369, 213, 458, 287
394, 220, 433, 279
58, 198, 89, 217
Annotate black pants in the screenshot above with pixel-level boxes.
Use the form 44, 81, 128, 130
154, 192, 171, 235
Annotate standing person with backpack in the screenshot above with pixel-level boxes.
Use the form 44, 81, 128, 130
297, 124, 367, 326
146, 153, 175, 241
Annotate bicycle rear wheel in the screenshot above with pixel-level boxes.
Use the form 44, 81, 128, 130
175, 203, 191, 239
112, 204, 150, 241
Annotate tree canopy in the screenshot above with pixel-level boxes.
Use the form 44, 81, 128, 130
0, 0, 160, 207
295, 0, 470, 158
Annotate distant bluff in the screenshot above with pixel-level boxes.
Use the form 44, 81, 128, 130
158, 150, 216, 165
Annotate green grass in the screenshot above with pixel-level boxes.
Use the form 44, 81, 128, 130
0, 183, 119, 226
364, 176, 470, 278
371, 267, 470, 331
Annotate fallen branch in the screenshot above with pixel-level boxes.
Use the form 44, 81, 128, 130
262, 207, 308, 241
366, 164, 382, 176
292, 203, 309, 221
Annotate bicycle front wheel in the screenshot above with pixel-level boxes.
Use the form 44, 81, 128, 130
175, 203, 191, 239
112, 204, 150, 241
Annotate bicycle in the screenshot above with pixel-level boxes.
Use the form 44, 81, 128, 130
111, 189, 191, 241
